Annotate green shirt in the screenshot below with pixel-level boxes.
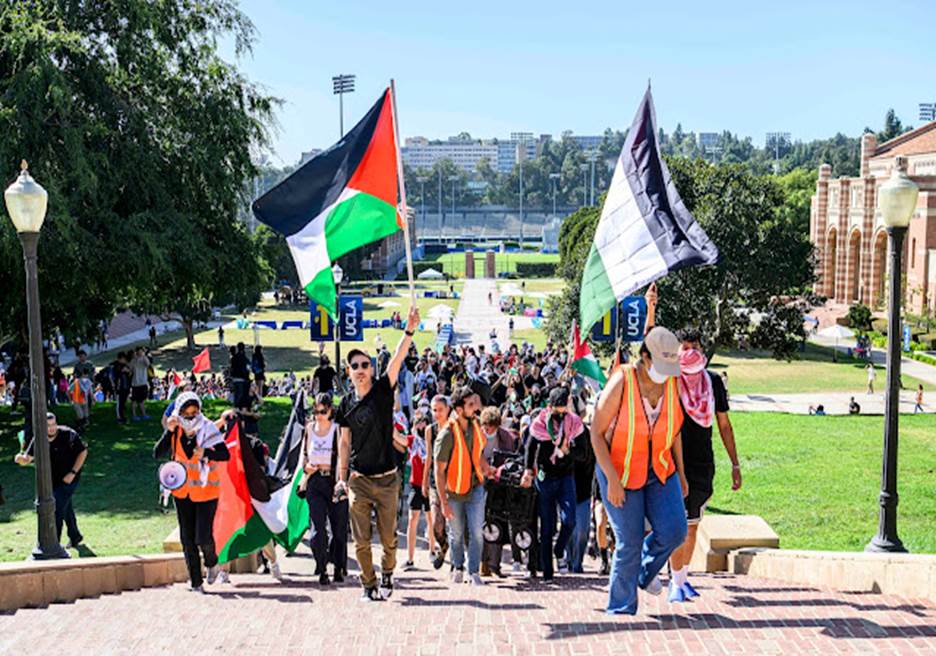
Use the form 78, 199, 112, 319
433, 417, 483, 502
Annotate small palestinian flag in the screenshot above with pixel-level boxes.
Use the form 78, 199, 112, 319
571, 320, 607, 387
213, 393, 310, 563
253, 88, 402, 319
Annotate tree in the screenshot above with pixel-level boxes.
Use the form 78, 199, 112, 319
878, 109, 908, 143
546, 157, 817, 360
847, 303, 873, 334
0, 1, 275, 351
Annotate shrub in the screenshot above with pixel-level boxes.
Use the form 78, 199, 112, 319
847, 303, 872, 333
515, 262, 557, 277
871, 318, 888, 334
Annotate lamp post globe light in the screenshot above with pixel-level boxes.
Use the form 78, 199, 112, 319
4, 161, 68, 560
332, 262, 344, 389
866, 155, 918, 554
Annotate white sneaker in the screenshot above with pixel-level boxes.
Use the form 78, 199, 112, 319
451, 569, 464, 584
206, 565, 220, 585
270, 563, 282, 581
216, 569, 230, 584
470, 573, 484, 586
644, 574, 663, 596
512, 561, 523, 574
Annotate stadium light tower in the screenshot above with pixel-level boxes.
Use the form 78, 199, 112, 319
511, 132, 533, 248
766, 131, 791, 173
332, 74, 356, 138
549, 172, 561, 218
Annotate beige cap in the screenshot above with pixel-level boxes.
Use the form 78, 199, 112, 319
643, 327, 681, 378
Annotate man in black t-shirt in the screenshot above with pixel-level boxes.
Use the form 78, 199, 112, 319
667, 327, 741, 602
15, 412, 88, 548
336, 305, 420, 602
313, 355, 337, 394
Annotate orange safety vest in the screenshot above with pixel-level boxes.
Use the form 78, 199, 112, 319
70, 380, 87, 405
609, 366, 683, 490
171, 428, 221, 502
445, 417, 486, 496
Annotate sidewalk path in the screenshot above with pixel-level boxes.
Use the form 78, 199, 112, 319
730, 390, 933, 415
1, 545, 932, 655
453, 278, 509, 346
811, 336, 936, 387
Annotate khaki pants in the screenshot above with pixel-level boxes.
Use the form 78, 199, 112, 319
349, 472, 399, 588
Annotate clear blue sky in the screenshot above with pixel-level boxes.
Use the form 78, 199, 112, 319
230, 0, 936, 166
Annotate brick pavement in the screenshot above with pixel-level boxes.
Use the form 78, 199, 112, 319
1, 546, 934, 655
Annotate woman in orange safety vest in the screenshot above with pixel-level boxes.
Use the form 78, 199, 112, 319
153, 391, 230, 593
590, 327, 689, 615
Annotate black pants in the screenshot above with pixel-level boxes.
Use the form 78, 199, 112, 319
175, 496, 218, 587
53, 480, 82, 545
116, 390, 129, 422
307, 474, 349, 574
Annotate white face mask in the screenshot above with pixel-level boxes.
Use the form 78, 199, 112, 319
647, 363, 669, 385
180, 415, 203, 433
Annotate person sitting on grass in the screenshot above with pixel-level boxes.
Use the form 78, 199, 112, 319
848, 397, 861, 415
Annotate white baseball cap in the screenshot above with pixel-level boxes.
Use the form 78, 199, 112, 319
643, 327, 681, 378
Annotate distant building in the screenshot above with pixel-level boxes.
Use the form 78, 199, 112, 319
569, 135, 604, 152
698, 132, 721, 149
401, 137, 498, 173
810, 122, 936, 314
299, 149, 322, 166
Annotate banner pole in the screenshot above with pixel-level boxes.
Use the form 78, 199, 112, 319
390, 79, 416, 306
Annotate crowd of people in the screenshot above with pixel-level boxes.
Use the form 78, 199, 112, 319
9, 286, 747, 616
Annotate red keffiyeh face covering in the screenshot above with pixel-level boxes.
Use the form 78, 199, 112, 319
677, 348, 714, 428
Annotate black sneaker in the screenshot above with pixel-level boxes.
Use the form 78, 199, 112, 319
432, 548, 446, 570
361, 586, 381, 602
379, 573, 394, 599
333, 567, 344, 584
318, 571, 330, 585
403, 560, 415, 570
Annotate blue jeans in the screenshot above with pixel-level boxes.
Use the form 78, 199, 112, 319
597, 468, 687, 615
568, 499, 591, 573
535, 474, 576, 578
448, 484, 486, 574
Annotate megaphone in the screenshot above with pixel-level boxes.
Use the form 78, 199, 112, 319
158, 461, 187, 491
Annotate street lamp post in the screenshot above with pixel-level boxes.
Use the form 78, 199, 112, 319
417, 177, 427, 239
866, 155, 918, 554
332, 262, 344, 392
580, 163, 589, 207
448, 175, 458, 246
550, 172, 561, 218
332, 74, 356, 138
4, 160, 68, 560
511, 132, 532, 248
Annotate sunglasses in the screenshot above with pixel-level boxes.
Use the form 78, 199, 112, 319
349, 360, 371, 371
314, 408, 330, 416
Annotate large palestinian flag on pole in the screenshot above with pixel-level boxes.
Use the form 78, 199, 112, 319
579, 87, 719, 332
252, 89, 402, 318
213, 392, 309, 563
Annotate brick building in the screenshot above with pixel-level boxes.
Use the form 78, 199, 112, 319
810, 121, 936, 315
361, 220, 416, 276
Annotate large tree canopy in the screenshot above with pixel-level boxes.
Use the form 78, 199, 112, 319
547, 157, 817, 360
0, 0, 274, 349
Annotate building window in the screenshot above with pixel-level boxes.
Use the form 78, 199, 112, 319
911, 238, 916, 269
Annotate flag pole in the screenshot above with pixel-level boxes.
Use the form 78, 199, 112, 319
390, 79, 416, 306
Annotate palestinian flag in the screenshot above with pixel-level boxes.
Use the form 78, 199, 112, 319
570, 320, 607, 387
253, 89, 402, 318
579, 87, 719, 332
213, 392, 310, 563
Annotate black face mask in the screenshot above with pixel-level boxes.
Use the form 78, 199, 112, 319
551, 412, 565, 424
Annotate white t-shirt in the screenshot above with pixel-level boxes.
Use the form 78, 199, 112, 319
306, 423, 337, 467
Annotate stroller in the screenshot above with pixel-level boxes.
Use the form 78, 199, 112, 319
483, 449, 538, 574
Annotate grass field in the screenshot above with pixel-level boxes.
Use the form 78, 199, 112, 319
710, 344, 934, 395
1, 404, 933, 560
422, 252, 559, 277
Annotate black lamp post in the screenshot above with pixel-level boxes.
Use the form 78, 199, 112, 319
866, 155, 918, 554
332, 262, 344, 391
5, 161, 69, 560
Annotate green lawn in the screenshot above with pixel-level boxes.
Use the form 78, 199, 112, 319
710, 344, 935, 395
0, 399, 294, 561
2, 405, 933, 561
708, 412, 936, 553
421, 252, 559, 277
88, 292, 462, 379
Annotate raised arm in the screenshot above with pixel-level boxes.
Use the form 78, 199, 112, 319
387, 305, 420, 388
